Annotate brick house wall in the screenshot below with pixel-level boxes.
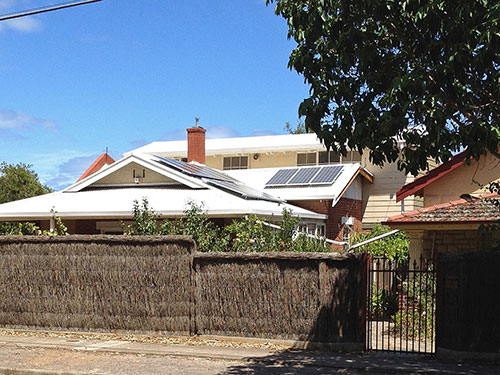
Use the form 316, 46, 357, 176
290, 198, 363, 243
422, 230, 490, 258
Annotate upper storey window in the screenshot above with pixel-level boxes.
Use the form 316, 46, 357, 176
297, 151, 362, 166
223, 156, 248, 170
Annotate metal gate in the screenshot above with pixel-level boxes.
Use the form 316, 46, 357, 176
366, 256, 436, 354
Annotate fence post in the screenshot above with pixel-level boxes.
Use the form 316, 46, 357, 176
189, 242, 198, 336
360, 253, 369, 351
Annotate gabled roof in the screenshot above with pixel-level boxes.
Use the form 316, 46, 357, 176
66, 154, 207, 192
76, 153, 115, 182
396, 150, 468, 202
385, 193, 500, 225
225, 163, 372, 205
0, 154, 326, 221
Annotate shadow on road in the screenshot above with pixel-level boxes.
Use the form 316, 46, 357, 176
219, 349, 500, 375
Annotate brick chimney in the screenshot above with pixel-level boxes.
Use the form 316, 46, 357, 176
187, 126, 206, 164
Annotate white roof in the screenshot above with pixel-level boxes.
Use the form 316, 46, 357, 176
0, 187, 325, 221
225, 164, 370, 203
125, 133, 326, 157
0, 153, 326, 221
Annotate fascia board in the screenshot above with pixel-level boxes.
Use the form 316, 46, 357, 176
0, 209, 327, 221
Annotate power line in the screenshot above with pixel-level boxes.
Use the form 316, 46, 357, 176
0, 0, 103, 22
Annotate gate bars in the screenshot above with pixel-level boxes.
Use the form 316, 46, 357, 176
366, 255, 436, 354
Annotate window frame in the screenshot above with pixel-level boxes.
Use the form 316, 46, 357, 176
222, 155, 249, 170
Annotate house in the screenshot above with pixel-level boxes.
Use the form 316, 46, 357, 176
0, 151, 326, 235
0, 125, 428, 242
384, 193, 500, 259
396, 150, 500, 207
128, 127, 426, 232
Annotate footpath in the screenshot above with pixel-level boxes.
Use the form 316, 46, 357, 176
0, 331, 498, 375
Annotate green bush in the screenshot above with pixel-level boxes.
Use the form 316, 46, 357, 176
125, 198, 331, 253
351, 224, 409, 261
370, 285, 398, 320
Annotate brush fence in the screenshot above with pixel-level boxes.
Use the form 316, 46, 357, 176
0, 236, 195, 334
193, 252, 363, 343
0, 236, 363, 344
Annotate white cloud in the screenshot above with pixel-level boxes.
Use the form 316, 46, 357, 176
33, 150, 120, 191
0, 1, 43, 33
205, 126, 238, 139
1, 16, 42, 32
0, 110, 56, 130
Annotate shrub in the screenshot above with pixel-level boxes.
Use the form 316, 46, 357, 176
126, 198, 331, 253
351, 224, 409, 261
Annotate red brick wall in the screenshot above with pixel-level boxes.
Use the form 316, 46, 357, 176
187, 127, 206, 164
290, 198, 363, 244
75, 220, 99, 234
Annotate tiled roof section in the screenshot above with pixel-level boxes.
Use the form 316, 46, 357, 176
76, 153, 115, 182
396, 150, 468, 202
386, 193, 500, 224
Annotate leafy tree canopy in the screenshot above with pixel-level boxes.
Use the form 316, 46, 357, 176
267, 0, 500, 175
284, 119, 312, 134
0, 162, 52, 204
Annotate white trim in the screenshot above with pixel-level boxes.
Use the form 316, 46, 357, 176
65, 154, 207, 192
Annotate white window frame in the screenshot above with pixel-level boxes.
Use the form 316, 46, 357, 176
297, 150, 362, 166
222, 155, 249, 170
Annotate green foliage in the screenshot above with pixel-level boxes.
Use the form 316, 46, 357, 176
393, 274, 436, 339
0, 162, 52, 204
126, 198, 331, 253
370, 285, 398, 320
351, 225, 409, 261
267, 0, 500, 175
41, 209, 68, 236
0, 162, 52, 234
0, 222, 40, 235
0, 209, 67, 236
284, 119, 312, 134
124, 198, 161, 235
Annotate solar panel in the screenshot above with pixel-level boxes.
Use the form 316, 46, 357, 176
310, 165, 344, 184
265, 168, 299, 186
288, 167, 321, 185
154, 156, 237, 182
206, 180, 282, 203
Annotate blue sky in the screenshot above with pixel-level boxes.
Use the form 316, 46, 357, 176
0, 0, 308, 189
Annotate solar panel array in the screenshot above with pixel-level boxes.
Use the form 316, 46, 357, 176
154, 156, 282, 203
265, 165, 344, 187
206, 180, 282, 203
154, 157, 237, 182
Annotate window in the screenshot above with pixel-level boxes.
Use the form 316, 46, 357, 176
223, 156, 248, 170
297, 152, 317, 166
298, 222, 326, 237
298, 150, 362, 166
173, 157, 188, 162
318, 151, 340, 165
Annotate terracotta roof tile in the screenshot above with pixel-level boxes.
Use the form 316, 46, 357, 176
76, 153, 115, 182
386, 193, 500, 224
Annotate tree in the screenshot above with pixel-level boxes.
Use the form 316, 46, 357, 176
267, 0, 500, 175
0, 162, 52, 204
284, 119, 312, 134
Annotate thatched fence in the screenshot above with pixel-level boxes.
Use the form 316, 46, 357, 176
0, 236, 364, 346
